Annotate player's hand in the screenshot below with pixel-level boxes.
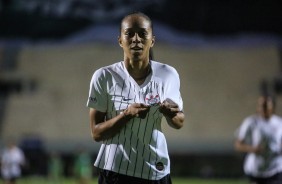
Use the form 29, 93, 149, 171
252, 144, 265, 154
159, 98, 180, 118
123, 103, 150, 119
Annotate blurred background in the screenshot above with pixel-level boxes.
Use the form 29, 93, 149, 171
0, 0, 282, 181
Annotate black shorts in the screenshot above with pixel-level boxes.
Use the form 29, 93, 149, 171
3, 176, 18, 182
248, 172, 282, 184
98, 169, 172, 184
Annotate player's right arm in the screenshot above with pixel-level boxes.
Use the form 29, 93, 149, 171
89, 108, 127, 142
234, 117, 264, 154
234, 139, 263, 154
88, 69, 150, 141
89, 103, 149, 142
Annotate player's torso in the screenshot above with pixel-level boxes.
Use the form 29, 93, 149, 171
103, 62, 166, 142
244, 116, 282, 175
96, 62, 171, 179
252, 116, 282, 147
104, 61, 166, 115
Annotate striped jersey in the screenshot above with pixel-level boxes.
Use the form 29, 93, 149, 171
86, 60, 183, 180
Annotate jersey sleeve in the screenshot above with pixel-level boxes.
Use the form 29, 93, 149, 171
235, 117, 253, 141
163, 66, 183, 111
86, 68, 107, 112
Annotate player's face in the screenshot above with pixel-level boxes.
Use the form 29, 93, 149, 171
257, 97, 274, 120
119, 15, 155, 62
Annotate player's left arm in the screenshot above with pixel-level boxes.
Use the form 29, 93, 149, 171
160, 66, 185, 129
159, 99, 184, 129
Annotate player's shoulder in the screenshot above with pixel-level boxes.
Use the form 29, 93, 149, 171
92, 61, 122, 77
151, 60, 179, 76
96, 61, 122, 72
271, 114, 282, 124
151, 60, 176, 70
242, 115, 257, 126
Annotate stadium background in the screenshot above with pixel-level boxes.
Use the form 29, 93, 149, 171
0, 0, 282, 180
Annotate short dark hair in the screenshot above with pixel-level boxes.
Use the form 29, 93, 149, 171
260, 94, 276, 109
119, 11, 153, 35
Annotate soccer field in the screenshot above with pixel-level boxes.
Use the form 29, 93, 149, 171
16, 177, 247, 184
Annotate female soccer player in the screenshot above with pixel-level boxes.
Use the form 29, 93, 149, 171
87, 12, 185, 184
234, 95, 282, 184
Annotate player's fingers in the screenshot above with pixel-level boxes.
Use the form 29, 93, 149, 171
161, 102, 177, 108
162, 99, 178, 108
139, 103, 149, 108
139, 107, 149, 111
131, 103, 147, 108
170, 107, 180, 112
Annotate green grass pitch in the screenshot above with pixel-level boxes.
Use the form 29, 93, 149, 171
16, 177, 247, 184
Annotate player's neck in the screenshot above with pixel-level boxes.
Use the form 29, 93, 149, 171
125, 59, 151, 85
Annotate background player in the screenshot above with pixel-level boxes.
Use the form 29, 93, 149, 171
0, 140, 25, 184
234, 95, 282, 184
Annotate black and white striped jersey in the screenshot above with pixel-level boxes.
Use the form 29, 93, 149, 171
87, 60, 183, 180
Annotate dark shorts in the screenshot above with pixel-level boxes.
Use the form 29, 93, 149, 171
248, 172, 282, 184
3, 176, 18, 182
98, 169, 172, 184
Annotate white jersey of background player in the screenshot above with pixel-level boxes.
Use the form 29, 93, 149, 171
87, 60, 183, 180
235, 95, 282, 183
1, 142, 25, 183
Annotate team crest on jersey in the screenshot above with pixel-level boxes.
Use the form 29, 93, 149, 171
145, 94, 160, 105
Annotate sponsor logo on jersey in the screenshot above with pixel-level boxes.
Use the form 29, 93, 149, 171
156, 162, 164, 171
89, 97, 97, 103
122, 96, 132, 101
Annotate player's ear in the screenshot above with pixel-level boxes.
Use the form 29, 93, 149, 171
150, 35, 155, 47
118, 36, 123, 47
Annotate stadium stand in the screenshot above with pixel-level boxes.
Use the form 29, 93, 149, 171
0, 43, 281, 177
